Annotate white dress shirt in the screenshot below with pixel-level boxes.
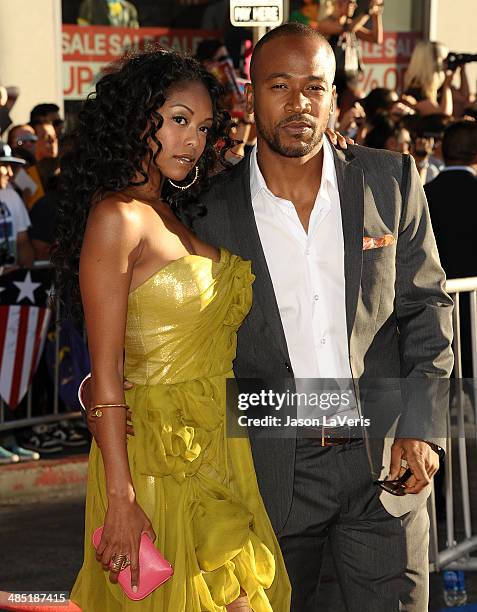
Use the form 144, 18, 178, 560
250, 138, 353, 382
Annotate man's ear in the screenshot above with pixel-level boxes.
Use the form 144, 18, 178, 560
330, 85, 337, 116
244, 82, 254, 116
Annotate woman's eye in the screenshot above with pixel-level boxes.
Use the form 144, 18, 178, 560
199, 126, 210, 134
271, 83, 287, 90
173, 116, 187, 125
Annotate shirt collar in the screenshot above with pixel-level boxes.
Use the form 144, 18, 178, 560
440, 165, 476, 176
250, 135, 337, 202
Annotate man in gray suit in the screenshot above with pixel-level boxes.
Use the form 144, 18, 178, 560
194, 24, 452, 611
82, 23, 452, 612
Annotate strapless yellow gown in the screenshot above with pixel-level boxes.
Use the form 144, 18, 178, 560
70, 248, 291, 611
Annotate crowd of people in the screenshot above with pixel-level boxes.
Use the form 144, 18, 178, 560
0, 98, 91, 463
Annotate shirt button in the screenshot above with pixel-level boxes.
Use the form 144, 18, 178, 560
305, 249, 310, 256
320, 337, 327, 345
313, 294, 319, 302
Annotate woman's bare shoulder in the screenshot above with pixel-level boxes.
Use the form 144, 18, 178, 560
89, 192, 144, 222
85, 193, 146, 248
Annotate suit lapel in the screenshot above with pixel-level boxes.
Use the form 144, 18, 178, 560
226, 155, 292, 363
332, 146, 365, 341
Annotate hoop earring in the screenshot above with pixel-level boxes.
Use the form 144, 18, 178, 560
168, 165, 199, 191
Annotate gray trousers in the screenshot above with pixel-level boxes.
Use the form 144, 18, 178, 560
400, 505, 430, 612
277, 438, 420, 611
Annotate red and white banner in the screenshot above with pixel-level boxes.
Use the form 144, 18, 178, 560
359, 31, 422, 94
0, 269, 52, 409
62, 25, 220, 100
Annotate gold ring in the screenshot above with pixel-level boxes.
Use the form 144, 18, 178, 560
110, 553, 130, 572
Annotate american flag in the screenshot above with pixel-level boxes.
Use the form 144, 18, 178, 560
0, 268, 53, 409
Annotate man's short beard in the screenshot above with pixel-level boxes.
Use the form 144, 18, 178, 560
255, 115, 324, 158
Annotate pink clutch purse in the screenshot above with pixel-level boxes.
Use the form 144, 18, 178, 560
92, 526, 173, 601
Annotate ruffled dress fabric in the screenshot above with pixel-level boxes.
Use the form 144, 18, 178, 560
70, 248, 291, 611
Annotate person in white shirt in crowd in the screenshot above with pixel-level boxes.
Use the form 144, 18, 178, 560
0, 143, 34, 273
0, 142, 36, 465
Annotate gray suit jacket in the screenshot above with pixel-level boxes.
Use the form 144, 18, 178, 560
194, 142, 453, 532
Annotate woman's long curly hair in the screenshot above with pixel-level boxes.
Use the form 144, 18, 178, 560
52, 47, 234, 316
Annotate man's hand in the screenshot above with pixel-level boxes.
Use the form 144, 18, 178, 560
81, 377, 135, 444
388, 438, 440, 494
325, 128, 355, 149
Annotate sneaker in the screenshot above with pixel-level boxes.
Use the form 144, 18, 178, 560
8, 444, 41, 462
0, 445, 20, 464
1, 435, 41, 462
49, 420, 89, 447
21, 424, 63, 454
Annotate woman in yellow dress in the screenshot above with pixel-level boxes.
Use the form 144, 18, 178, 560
53, 49, 291, 611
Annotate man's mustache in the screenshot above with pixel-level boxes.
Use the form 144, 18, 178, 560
277, 115, 316, 129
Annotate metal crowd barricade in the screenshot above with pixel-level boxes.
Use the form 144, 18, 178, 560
429, 276, 477, 572
0, 293, 82, 432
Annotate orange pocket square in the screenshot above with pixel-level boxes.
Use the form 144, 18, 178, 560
363, 234, 395, 250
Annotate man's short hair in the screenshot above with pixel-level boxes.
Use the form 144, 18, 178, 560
30, 103, 60, 123
249, 23, 335, 83
442, 121, 477, 165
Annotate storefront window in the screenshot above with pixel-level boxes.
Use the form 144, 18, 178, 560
61, 0, 231, 123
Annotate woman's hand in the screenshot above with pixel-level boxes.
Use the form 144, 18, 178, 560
443, 68, 457, 89
95, 496, 156, 592
325, 128, 355, 148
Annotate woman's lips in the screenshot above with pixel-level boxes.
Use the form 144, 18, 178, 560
174, 155, 195, 165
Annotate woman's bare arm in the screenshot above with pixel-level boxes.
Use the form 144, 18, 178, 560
355, 13, 383, 44
317, 13, 369, 37
79, 196, 142, 500
317, 17, 345, 36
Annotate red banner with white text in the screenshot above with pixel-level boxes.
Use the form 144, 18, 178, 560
359, 31, 422, 94
62, 25, 220, 100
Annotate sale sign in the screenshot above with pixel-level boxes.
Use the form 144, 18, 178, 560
62, 25, 220, 100
359, 31, 422, 94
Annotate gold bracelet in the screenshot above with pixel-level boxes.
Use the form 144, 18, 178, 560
90, 403, 128, 418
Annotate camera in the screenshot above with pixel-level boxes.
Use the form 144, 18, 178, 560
446, 52, 477, 71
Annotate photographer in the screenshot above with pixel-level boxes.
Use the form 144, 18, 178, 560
404, 41, 457, 117
0, 142, 34, 274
